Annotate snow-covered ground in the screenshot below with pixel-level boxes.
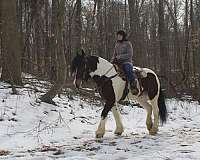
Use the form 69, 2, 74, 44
0, 81, 200, 160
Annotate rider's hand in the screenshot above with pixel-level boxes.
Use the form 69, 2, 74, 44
112, 58, 118, 64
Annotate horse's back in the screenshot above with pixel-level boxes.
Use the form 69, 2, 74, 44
133, 66, 160, 100
133, 66, 157, 77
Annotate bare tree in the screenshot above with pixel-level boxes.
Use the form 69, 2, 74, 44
40, 0, 66, 105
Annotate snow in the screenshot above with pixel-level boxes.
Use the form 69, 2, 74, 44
0, 80, 200, 160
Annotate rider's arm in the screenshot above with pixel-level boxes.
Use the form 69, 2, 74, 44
110, 45, 117, 63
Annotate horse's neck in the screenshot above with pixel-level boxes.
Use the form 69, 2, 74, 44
90, 57, 117, 77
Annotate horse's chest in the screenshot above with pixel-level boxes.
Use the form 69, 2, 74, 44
111, 78, 126, 101
94, 76, 116, 103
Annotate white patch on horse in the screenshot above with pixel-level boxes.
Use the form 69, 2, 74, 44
96, 117, 107, 138
111, 104, 124, 135
89, 57, 126, 102
90, 58, 115, 77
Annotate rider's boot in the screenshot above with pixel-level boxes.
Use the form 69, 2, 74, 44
130, 79, 141, 96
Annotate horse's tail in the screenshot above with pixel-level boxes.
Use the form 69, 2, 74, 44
158, 88, 167, 124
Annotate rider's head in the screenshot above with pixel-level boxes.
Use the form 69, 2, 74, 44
117, 30, 127, 42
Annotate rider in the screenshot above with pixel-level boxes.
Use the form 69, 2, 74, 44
111, 30, 140, 95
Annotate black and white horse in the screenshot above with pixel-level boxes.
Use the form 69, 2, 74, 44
71, 51, 167, 138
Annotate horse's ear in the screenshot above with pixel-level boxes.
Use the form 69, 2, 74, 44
81, 49, 85, 57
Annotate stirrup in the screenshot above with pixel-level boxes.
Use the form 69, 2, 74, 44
130, 79, 142, 96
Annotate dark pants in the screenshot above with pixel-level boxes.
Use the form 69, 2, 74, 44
122, 63, 135, 83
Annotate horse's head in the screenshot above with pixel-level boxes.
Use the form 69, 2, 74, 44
71, 50, 91, 88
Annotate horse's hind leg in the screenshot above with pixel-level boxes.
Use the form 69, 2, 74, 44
138, 100, 153, 131
96, 102, 114, 138
149, 97, 159, 135
111, 103, 124, 135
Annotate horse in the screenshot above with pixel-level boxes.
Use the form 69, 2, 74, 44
71, 50, 167, 138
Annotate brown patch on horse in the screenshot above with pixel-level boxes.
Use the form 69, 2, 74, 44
93, 75, 115, 119
140, 73, 158, 100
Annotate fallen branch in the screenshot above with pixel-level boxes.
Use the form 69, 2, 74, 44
0, 150, 10, 156
69, 116, 96, 125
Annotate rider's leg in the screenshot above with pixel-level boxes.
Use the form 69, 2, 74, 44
122, 63, 135, 81
122, 63, 140, 95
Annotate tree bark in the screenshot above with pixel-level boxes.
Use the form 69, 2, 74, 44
183, 0, 190, 86
128, 0, 140, 65
72, 0, 82, 54
1, 0, 22, 85
97, 0, 104, 57
44, 0, 51, 77
158, 0, 168, 76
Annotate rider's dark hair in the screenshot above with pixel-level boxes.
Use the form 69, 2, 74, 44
117, 30, 127, 41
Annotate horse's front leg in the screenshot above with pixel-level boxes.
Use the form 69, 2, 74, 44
96, 102, 113, 138
111, 104, 124, 135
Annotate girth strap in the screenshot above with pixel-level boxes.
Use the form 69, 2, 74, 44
95, 73, 118, 96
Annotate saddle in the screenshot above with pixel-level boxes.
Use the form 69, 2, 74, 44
114, 64, 147, 80
113, 64, 146, 99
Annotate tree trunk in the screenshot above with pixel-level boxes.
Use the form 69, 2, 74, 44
173, 0, 178, 66
158, 0, 168, 76
1, 0, 22, 85
72, 0, 82, 54
40, 0, 66, 105
128, 0, 140, 65
44, 0, 51, 78
183, 0, 190, 86
97, 0, 104, 57
50, 0, 58, 81
0, 1, 2, 63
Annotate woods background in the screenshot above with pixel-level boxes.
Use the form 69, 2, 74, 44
0, 0, 200, 101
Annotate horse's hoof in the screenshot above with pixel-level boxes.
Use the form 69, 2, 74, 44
149, 128, 158, 135
95, 130, 105, 138
114, 131, 123, 136
96, 133, 104, 138
146, 123, 153, 131
114, 128, 124, 136
147, 126, 152, 131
